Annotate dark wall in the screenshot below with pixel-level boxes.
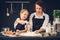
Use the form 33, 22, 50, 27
0, 0, 60, 31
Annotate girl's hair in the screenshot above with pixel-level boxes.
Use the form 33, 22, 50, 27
20, 9, 28, 14
19, 9, 29, 20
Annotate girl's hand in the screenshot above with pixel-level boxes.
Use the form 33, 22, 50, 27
16, 30, 23, 33
16, 30, 20, 32
16, 20, 25, 24
25, 21, 30, 25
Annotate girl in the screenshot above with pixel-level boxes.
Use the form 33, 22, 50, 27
14, 9, 30, 33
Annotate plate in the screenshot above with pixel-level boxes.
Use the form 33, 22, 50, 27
19, 32, 42, 37
1, 32, 16, 37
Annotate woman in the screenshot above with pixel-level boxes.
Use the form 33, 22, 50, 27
29, 1, 49, 33
14, 9, 30, 32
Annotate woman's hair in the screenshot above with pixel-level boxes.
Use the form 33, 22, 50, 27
34, 1, 45, 11
20, 9, 28, 14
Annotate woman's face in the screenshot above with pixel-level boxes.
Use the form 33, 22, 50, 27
35, 4, 43, 14
20, 11, 28, 20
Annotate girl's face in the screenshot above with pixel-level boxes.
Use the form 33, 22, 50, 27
35, 4, 43, 14
20, 11, 28, 20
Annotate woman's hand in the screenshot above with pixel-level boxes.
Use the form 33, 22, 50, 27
34, 30, 40, 34
34, 29, 43, 34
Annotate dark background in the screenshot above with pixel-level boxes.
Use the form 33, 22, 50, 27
0, 0, 60, 31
